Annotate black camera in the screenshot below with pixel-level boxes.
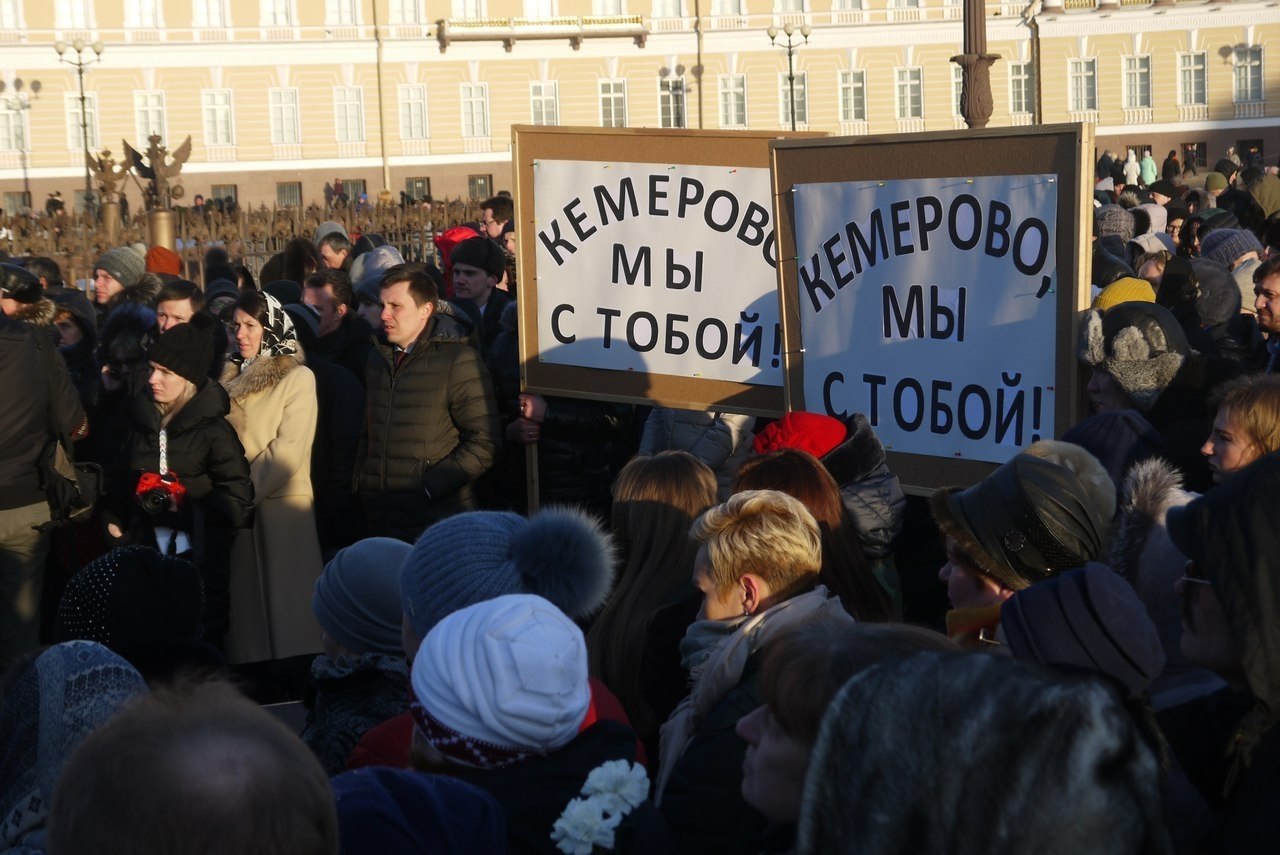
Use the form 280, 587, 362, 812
135, 471, 186, 514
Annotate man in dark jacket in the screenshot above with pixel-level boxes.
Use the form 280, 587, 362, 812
356, 264, 500, 542
1, 264, 87, 659
1164, 452, 1280, 853
448, 236, 511, 359
304, 269, 375, 384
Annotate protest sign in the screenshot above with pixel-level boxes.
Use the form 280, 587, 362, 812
513, 126, 815, 416
772, 125, 1092, 490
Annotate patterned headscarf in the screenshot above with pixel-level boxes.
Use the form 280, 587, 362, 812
0, 641, 147, 852
234, 291, 298, 367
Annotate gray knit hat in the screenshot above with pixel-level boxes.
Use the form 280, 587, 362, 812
1200, 228, 1263, 268
1078, 302, 1191, 413
95, 246, 146, 290
314, 221, 350, 247
313, 537, 410, 657
1094, 205, 1135, 242
399, 508, 615, 642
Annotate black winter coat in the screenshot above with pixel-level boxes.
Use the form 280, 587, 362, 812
314, 314, 375, 387
356, 303, 500, 542
307, 356, 365, 554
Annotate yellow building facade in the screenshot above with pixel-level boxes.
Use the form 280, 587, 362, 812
0, 0, 1276, 210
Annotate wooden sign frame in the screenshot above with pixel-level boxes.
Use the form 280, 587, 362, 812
512, 125, 820, 418
771, 123, 1094, 493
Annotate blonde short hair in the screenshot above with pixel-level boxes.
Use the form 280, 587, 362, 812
1215, 373, 1280, 456
689, 489, 822, 597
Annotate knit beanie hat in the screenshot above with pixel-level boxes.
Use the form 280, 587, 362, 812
1191, 258, 1242, 327
448, 237, 506, 278
1078, 302, 1191, 413
1095, 205, 1135, 242
1092, 277, 1155, 311
145, 246, 182, 277
351, 245, 405, 302
0, 262, 41, 304
1147, 180, 1178, 200
331, 768, 506, 855
399, 507, 614, 642
1060, 409, 1162, 492
95, 246, 146, 290
1164, 199, 1190, 224
1001, 562, 1166, 697
146, 312, 217, 386
1200, 228, 1263, 268
410, 594, 590, 766
1214, 159, 1238, 181
313, 538, 410, 657
930, 450, 1113, 592
1205, 172, 1228, 192
1135, 203, 1167, 237
753, 411, 849, 458
315, 220, 350, 247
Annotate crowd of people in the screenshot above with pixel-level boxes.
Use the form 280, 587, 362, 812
1, 165, 1279, 853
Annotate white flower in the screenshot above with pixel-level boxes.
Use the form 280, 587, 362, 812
551, 795, 624, 854
581, 759, 650, 810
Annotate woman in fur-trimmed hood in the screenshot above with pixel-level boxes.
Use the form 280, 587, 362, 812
221, 290, 325, 664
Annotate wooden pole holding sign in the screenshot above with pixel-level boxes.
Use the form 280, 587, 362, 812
511, 125, 823, 509
771, 123, 1093, 494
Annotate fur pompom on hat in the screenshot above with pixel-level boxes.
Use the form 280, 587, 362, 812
400, 507, 615, 641
1078, 302, 1191, 413
1094, 205, 1135, 242
930, 450, 1112, 591
1200, 228, 1263, 268
752, 411, 849, 458
1092, 277, 1155, 311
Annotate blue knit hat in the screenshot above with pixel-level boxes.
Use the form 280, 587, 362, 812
1200, 228, 1263, 268
313, 537, 411, 656
399, 507, 615, 642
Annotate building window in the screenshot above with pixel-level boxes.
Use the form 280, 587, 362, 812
1234, 46, 1263, 103
127, 0, 161, 27
833, 0, 862, 8
838, 69, 866, 122
65, 91, 99, 150
952, 64, 964, 116
1009, 61, 1034, 115
1123, 55, 1151, 109
719, 74, 747, 128
889, 0, 918, 6
1182, 142, 1206, 169
270, 88, 301, 144
0, 103, 28, 151
262, 0, 292, 25
653, 0, 680, 16
526, 0, 554, 15
398, 84, 428, 139
134, 91, 166, 143
595, 0, 624, 13
344, 178, 367, 201
1068, 58, 1096, 112
775, 0, 803, 11
325, 0, 357, 24
599, 79, 627, 127
468, 174, 493, 200
211, 184, 238, 205
453, 0, 482, 16
779, 72, 807, 126
201, 90, 234, 145
0, 0, 20, 29
895, 67, 923, 119
461, 83, 489, 137
711, 0, 742, 14
660, 76, 686, 129
1177, 53, 1206, 106
277, 181, 302, 207
530, 81, 558, 126
55, 0, 90, 28
406, 176, 431, 202
334, 86, 364, 143
4, 191, 31, 213
390, 0, 421, 22
194, 0, 228, 26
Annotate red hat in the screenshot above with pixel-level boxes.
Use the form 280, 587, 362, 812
753, 412, 848, 458
433, 226, 481, 299
145, 245, 182, 277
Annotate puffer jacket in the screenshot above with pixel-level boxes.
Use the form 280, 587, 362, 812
639, 408, 754, 501
356, 301, 500, 541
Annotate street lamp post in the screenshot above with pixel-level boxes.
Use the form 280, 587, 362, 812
767, 22, 810, 132
54, 38, 104, 215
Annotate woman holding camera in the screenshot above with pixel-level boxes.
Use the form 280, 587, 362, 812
221, 291, 323, 667
105, 313, 253, 643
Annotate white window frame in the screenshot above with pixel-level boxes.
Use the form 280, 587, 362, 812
711, 0, 742, 14
599, 79, 628, 127
1123, 55, 1151, 110
895, 66, 923, 119
126, 0, 163, 27
594, 0, 624, 13
952, 64, 964, 117
652, 0, 680, 16
134, 91, 167, 143
1177, 51, 1207, 107
193, 0, 229, 26
398, 83, 429, 139
0, 0, 22, 29
461, 82, 489, 138
779, 71, 808, 126
261, 0, 292, 25
1009, 61, 1033, 115
65, 91, 100, 150
1234, 46, 1263, 103
55, 0, 91, 29
325, 0, 358, 25
390, 0, 422, 23
525, 0, 555, 14
838, 69, 866, 122
718, 73, 747, 128
530, 80, 559, 126
333, 86, 365, 143
1068, 58, 1097, 112
452, 0, 483, 17
774, 0, 804, 11
659, 76, 686, 129
0, 103, 29, 151
201, 89, 234, 145
269, 88, 301, 144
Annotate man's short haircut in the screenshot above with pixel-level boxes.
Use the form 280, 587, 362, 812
318, 231, 353, 255
305, 268, 354, 309
379, 263, 437, 307
1213, 374, 1280, 456
1254, 254, 1280, 285
155, 279, 206, 312
26, 256, 63, 288
47, 680, 339, 855
690, 489, 822, 598
481, 195, 514, 223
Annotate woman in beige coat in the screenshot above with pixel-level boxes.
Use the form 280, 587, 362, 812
221, 290, 323, 664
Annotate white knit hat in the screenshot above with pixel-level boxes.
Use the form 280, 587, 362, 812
410, 594, 589, 767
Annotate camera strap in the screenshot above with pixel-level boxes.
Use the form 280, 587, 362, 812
159, 428, 168, 474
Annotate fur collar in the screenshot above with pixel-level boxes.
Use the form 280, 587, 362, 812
220, 351, 304, 400
10, 297, 55, 327
1106, 457, 1189, 584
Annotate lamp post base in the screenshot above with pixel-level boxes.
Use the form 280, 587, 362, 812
147, 209, 177, 252
100, 202, 121, 245
951, 53, 1000, 130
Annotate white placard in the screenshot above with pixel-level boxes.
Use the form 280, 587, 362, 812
533, 159, 783, 386
795, 175, 1059, 463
